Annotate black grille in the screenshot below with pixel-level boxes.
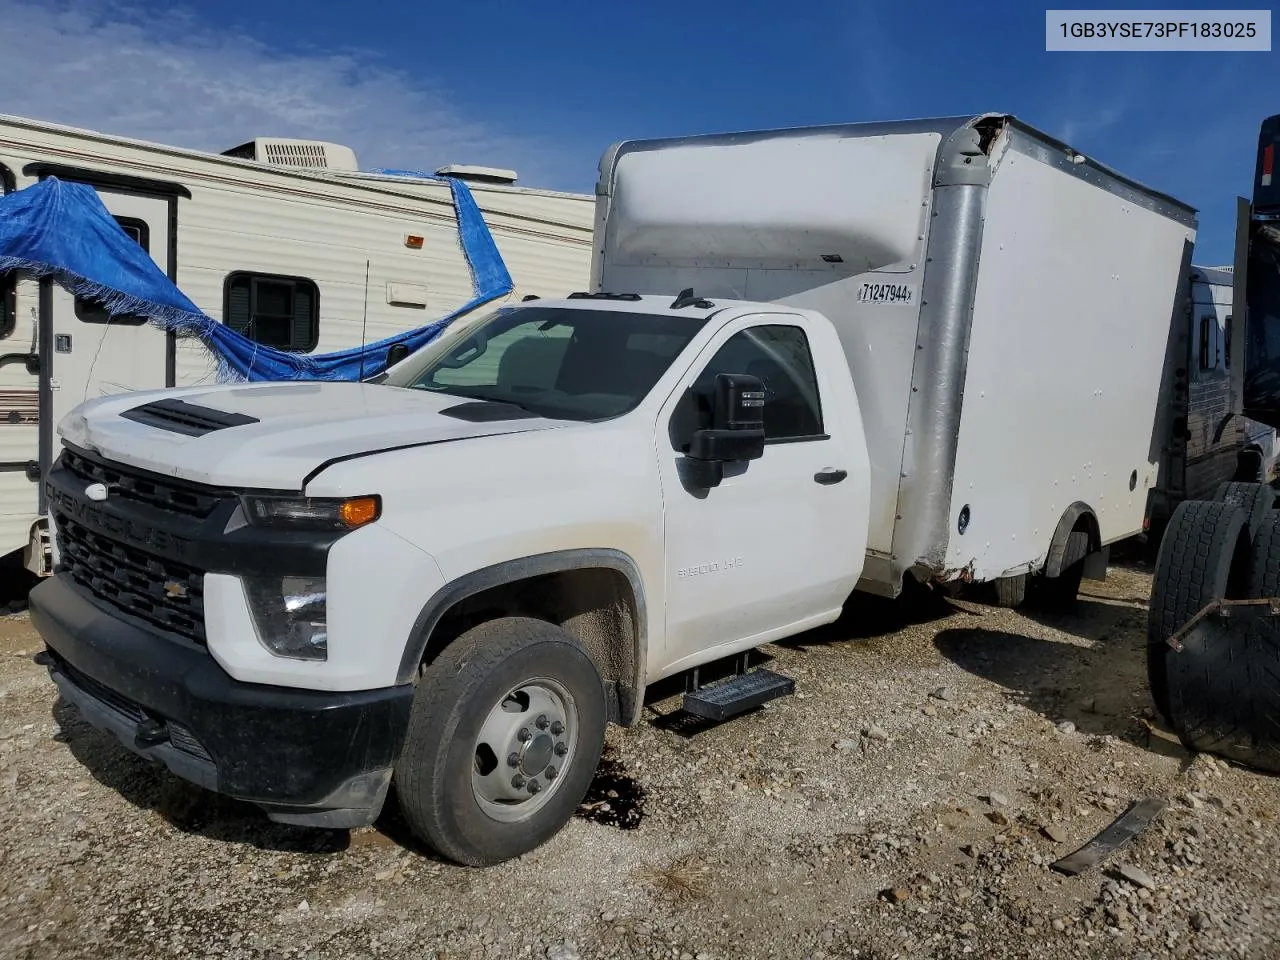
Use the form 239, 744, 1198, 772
56, 516, 206, 643
61, 447, 224, 518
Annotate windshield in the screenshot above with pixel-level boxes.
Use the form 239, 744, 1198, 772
382, 305, 709, 421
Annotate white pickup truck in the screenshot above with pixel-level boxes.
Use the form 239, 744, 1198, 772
30, 114, 1197, 866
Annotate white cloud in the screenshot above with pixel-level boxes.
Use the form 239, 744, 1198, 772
1, 0, 580, 188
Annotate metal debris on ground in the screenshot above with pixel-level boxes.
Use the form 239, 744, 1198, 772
1051, 796, 1167, 876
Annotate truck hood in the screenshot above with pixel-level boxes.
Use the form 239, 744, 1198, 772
59, 381, 573, 489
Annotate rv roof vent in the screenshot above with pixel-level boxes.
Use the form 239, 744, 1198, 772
221, 138, 359, 172
434, 164, 518, 185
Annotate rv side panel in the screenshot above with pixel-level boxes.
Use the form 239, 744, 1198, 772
0, 156, 39, 561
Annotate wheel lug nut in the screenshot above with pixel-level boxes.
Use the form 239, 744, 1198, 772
517, 728, 531, 742
554, 742, 568, 757
507, 752, 519, 768
511, 774, 526, 789
535, 714, 549, 730
550, 720, 565, 735
527, 779, 541, 794
545, 765, 558, 780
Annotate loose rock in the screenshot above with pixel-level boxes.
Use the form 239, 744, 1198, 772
1117, 864, 1157, 890
1042, 824, 1069, 844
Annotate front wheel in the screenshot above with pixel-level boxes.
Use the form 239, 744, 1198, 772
395, 617, 608, 866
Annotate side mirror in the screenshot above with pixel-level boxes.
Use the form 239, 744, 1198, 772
386, 343, 411, 367
685, 373, 766, 488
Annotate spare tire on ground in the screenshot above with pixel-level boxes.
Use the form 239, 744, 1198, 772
1147, 499, 1252, 720
1213, 481, 1276, 539
1161, 509, 1280, 774
1165, 604, 1280, 774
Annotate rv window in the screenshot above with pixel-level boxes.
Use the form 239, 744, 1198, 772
1199, 315, 1213, 371
1225, 315, 1233, 368
223, 273, 320, 353
75, 217, 151, 326
670, 324, 825, 450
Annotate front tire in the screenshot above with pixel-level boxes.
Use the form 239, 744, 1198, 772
395, 617, 608, 866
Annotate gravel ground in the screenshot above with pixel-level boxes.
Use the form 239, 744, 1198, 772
2, 562, 1279, 960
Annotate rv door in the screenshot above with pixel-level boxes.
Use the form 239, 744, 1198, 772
45, 189, 171, 436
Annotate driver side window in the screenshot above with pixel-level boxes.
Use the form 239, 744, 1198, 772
669, 324, 825, 451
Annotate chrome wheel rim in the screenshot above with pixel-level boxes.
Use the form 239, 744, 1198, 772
471, 677, 578, 823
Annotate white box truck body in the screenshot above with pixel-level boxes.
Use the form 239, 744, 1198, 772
592, 113, 1198, 594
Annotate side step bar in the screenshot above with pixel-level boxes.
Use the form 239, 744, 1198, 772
682, 655, 795, 722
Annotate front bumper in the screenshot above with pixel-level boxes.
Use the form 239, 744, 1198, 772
30, 575, 414, 828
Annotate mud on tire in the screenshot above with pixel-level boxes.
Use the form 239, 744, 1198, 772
1147, 500, 1252, 720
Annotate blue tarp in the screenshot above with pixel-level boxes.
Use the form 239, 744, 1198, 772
0, 175, 513, 381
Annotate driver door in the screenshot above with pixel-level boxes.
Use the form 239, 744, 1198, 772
656, 314, 863, 673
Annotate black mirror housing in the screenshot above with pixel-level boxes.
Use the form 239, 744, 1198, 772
685, 373, 766, 487
386, 343, 411, 367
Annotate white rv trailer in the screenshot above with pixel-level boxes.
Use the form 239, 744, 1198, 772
0, 115, 595, 572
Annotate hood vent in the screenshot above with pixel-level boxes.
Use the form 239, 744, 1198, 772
121, 398, 259, 437
439, 400, 541, 422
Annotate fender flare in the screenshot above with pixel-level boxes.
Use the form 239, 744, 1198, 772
395, 548, 649, 725
1044, 502, 1100, 578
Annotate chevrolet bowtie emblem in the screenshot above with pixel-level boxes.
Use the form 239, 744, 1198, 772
163, 580, 189, 599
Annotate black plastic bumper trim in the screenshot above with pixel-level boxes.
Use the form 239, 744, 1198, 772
31, 575, 414, 820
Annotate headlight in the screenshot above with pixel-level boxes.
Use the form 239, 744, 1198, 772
244, 576, 328, 661
240, 495, 380, 531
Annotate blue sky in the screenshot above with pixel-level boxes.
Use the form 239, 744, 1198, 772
6, 0, 1277, 261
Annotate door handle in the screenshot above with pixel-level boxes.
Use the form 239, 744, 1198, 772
814, 468, 847, 485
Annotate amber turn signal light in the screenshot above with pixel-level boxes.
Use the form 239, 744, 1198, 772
340, 496, 381, 528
